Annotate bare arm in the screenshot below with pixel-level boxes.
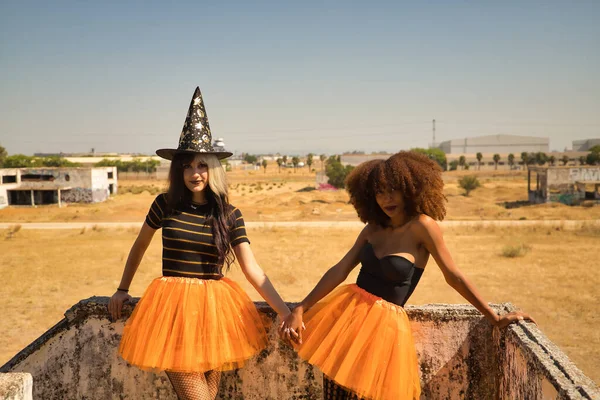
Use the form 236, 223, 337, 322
233, 242, 291, 318
281, 226, 370, 343
108, 222, 157, 320
296, 225, 369, 312
417, 216, 534, 327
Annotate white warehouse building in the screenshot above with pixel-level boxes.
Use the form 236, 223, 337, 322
436, 134, 549, 155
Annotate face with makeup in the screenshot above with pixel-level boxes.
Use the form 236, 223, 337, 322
182, 155, 209, 195
375, 188, 405, 219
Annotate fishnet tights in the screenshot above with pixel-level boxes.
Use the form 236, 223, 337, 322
323, 377, 362, 400
166, 370, 221, 400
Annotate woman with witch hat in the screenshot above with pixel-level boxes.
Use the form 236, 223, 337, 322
108, 87, 291, 399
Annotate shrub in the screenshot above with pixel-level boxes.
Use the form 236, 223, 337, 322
458, 175, 481, 196
501, 244, 531, 258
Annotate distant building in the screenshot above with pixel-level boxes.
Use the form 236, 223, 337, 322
528, 165, 600, 205
213, 138, 227, 152
572, 139, 600, 152
436, 134, 549, 154
0, 167, 117, 209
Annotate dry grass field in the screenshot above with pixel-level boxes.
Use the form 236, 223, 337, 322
0, 224, 598, 383
1, 169, 599, 223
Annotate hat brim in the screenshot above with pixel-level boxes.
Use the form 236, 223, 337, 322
156, 148, 233, 161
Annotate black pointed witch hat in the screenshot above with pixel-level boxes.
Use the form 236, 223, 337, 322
156, 87, 233, 160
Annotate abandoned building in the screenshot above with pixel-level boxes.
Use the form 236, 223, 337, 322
528, 166, 600, 205
0, 167, 118, 209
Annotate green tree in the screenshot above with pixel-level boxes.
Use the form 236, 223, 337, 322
458, 175, 481, 196
476, 152, 483, 170
276, 158, 283, 173
586, 146, 600, 165
291, 156, 299, 172
449, 160, 459, 171
411, 148, 447, 170
307, 153, 314, 170
40, 156, 81, 167
493, 154, 501, 170
0, 144, 7, 167
262, 159, 268, 173
325, 157, 354, 188
579, 156, 586, 165
319, 154, 326, 171
508, 153, 515, 169
535, 152, 548, 166
244, 154, 257, 164
548, 155, 556, 166
458, 155, 466, 170
520, 152, 529, 169
282, 155, 288, 166
561, 155, 570, 166
3, 154, 39, 168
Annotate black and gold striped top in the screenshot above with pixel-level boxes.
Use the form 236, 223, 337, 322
145, 194, 250, 279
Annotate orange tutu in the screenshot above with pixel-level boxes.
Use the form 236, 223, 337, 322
298, 284, 421, 400
119, 276, 268, 373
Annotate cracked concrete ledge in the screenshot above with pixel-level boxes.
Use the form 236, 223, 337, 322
1, 297, 598, 399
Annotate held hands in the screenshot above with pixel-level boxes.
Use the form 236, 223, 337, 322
279, 306, 306, 345
495, 311, 536, 329
108, 290, 132, 321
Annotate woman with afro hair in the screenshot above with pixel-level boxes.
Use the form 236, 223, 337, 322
280, 151, 534, 400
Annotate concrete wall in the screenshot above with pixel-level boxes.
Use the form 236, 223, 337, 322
2, 298, 598, 400
0, 373, 32, 400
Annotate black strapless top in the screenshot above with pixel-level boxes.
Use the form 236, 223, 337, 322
356, 242, 424, 306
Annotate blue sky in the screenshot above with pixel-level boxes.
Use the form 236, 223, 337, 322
1, 1, 599, 156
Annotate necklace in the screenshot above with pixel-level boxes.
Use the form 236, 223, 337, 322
190, 201, 207, 210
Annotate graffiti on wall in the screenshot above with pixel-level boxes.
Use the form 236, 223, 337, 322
61, 188, 93, 203
549, 193, 577, 205
569, 168, 600, 182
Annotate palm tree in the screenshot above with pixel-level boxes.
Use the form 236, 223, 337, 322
320, 154, 326, 171
493, 154, 501, 170
458, 155, 466, 170
262, 159, 267, 173
282, 155, 288, 168
548, 155, 556, 166
307, 153, 314, 171
521, 152, 529, 169
476, 152, 483, 170
276, 158, 282, 173
292, 156, 299, 172
508, 153, 515, 170
535, 152, 548, 166
561, 155, 569, 166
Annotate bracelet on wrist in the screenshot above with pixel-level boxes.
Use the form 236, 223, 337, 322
117, 288, 129, 293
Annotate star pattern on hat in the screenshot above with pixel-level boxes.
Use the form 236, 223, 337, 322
177, 88, 215, 153
156, 87, 232, 160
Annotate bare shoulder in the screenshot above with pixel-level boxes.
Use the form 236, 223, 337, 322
413, 214, 442, 237
357, 223, 375, 242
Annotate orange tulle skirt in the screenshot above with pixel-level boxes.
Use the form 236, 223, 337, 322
298, 284, 421, 400
119, 276, 268, 373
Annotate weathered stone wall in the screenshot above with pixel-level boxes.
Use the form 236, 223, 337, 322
0, 373, 32, 400
1, 298, 598, 400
